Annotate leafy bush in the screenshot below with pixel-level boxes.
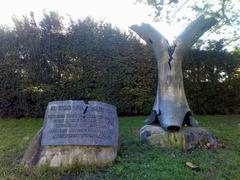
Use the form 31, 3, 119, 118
0, 12, 239, 117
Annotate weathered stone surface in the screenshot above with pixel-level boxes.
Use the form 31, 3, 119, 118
22, 100, 119, 168
42, 100, 118, 146
38, 145, 117, 168
140, 125, 217, 151
21, 128, 43, 166
22, 137, 117, 168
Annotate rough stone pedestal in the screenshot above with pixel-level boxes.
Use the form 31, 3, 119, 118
140, 125, 217, 151
22, 100, 119, 168
21, 129, 118, 168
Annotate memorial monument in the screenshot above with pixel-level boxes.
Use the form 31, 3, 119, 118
130, 16, 217, 150
22, 100, 119, 168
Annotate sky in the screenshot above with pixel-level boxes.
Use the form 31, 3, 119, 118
0, 0, 239, 48
0, 0, 150, 27
0, 0, 186, 41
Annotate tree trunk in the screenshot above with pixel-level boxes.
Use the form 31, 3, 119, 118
130, 15, 217, 131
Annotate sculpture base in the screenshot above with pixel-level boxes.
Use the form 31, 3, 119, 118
21, 128, 118, 168
140, 125, 217, 151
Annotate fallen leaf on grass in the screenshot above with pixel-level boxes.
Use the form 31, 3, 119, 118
203, 143, 211, 149
170, 153, 176, 158
203, 141, 218, 149
208, 167, 214, 173
23, 136, 30, 140
132, 128, 139, 133
186, 162, 200, 171
204, 142, 216, 149
217, 143, 227, 149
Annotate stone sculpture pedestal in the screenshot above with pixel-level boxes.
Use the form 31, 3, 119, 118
21, 128, 118, 168
140, 125, 217, 151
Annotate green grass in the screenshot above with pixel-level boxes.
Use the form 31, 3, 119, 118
0, 115, 240, 180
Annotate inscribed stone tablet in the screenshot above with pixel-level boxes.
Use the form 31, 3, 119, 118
41, 100, 118, 146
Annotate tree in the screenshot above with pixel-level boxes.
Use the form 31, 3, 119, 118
131, 0, 239, 130
0, 14, 156, 118
0, 11, 239, 118
136, 0, 240, 48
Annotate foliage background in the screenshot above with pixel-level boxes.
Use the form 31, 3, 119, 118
0, 12, 239, 118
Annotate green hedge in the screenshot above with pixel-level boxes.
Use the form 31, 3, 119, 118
0, 12, 239, 117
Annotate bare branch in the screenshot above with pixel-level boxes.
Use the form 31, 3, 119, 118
173, 0, 190, 16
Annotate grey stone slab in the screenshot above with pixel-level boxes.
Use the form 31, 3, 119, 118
41, 100, 118, 146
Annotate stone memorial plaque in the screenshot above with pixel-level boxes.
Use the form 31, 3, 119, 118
41, 100, 118, 146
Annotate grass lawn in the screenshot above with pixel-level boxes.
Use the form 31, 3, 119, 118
0, 115, 240, 180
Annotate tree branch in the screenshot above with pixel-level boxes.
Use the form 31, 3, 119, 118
175, 15, 218, 51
